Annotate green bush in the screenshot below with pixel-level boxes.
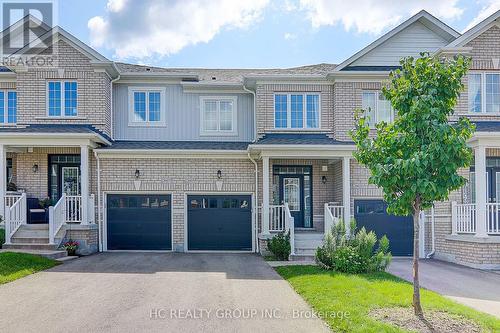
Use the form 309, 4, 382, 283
315, 219, 392, 273
0, 227, 5, 249
267, 232, 291, 261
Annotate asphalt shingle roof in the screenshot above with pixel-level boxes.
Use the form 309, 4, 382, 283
254, 134, 354, 145
0, 124, 111, 141
473, 121, 500, 132
102, 140, 251, 150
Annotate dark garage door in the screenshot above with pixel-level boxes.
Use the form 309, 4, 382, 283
354, 200, 413, 256
188, 195, 252, 251
107, 194, 172, 250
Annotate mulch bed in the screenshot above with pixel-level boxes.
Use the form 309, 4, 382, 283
370, 307, 481, 333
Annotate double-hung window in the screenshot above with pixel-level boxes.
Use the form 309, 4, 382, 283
361, 91, 394, 127
274, 93, 320, 129
128, 88, 166, 126
0, 90, 17, 124
468, 73, 500, 113
47, 81, 78, 117
200, 96, 237, 135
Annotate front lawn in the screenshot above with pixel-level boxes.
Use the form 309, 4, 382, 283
0, 252, 60, 284
276, 265, 500, 333
0, 228, 5, 248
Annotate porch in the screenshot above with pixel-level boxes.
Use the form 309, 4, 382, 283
0, 127, 108, 253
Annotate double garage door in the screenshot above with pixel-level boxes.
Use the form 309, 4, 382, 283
106, 194, 252, 251
354, 200, 414, 256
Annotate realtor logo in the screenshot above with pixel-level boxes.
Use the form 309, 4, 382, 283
0, 0, 57, 56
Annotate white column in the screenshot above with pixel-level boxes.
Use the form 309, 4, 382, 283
342, 156, 351, 234
475, 145, 488, 237
80, 145, 89, 225
262, 156, 270, 235
0, 144, 5, 220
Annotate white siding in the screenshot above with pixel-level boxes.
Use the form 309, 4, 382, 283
351, 21, 450, 67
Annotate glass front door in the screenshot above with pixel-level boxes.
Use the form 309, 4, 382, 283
62, 167, 80, 196
48, 155, 81, 202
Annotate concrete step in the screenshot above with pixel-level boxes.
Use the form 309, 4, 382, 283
294, 248, 317, 256
294, 232, 324, 240
12, 230, 49, 238
11, 237, 50, 244
2, 243, 59, 251
0, 249, 67, 260
19, 224, 49, 230
290, 254, 316, 262
294, 239, 323, 249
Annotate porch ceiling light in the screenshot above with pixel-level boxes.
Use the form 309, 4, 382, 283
321, 175, 327, 184
217, 170, 222, 179
135, 169, 140, 179
32, 164, 39, 173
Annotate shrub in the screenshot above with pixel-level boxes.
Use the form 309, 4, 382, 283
315, 219, 392, 273
0, 227, 4, 249
267, 232, 291, 261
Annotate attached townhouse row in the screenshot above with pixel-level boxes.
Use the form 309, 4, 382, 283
1, 10, 500, 269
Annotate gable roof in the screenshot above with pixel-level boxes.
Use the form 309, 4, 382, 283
445, 10, 500, 48
334, 10, 460, 71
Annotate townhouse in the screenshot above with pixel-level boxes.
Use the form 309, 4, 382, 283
1, 10, 500, 269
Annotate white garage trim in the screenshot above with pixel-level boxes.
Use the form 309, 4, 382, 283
183, 192, 256, 253
103, 191, 174, 252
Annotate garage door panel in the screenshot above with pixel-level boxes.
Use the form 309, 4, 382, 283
107, 194, 172, 251
188, 195, 252, 251
354, 200, 413, 256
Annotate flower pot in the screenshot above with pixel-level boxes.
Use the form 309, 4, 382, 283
66, 249, 77, 256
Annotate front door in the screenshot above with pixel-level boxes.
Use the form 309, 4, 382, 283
62, 167, 80, 196
279, 176, 305, 228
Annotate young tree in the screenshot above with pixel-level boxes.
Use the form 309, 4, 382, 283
351, 54, 473, 318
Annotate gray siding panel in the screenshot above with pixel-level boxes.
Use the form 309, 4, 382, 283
113, 83, 254, 141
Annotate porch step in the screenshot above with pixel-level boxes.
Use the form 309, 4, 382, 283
294, 232, 324, 240
294, 248, 317, 256
295, 239, 324, 249
290, 254, 316, 262
2, 243, 59, 251
11, 237, 50, 244
18, 224, 49, 230
0, 249, 67, 260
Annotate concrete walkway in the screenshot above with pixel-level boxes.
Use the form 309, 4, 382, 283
0, 253, 330, 333
388, 258, 500, 318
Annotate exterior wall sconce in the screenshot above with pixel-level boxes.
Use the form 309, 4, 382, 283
135, 169, 141, 179
32, 164, 39, 173
321, 175, 327, 184
217, 170, 222, 179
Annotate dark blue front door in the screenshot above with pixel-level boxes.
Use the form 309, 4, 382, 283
354, 200, 413, 256
187, 195, 252, 251
107, 194, 172, 250
279, 176, 304, 228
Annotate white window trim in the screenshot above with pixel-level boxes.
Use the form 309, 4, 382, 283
128, 87, 167, 127
362, 90, 394, 128
46, 80, 79, 118
468, 71, 500, 115
0, 90, 16, 125
199, 96, 238, 136
273, 93, 322, 130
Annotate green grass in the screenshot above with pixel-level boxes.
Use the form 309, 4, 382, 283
276, 265, 500, 333
0, 252, 60, 284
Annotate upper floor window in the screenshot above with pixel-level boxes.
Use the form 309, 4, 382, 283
47, 81, 78, 117
362, 91, 393, 127
274, 93, 320, 129
200, 96, 237, 135
0, 90, 17, 124
468, 73, 500, 113
128, 88, 166, 126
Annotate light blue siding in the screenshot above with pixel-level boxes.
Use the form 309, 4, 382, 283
113, 83, 254, 142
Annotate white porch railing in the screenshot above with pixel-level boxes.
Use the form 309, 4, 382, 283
486, 203, 500, 235
452, 202, 476, 234
4, 193, 27, 244
49, 194, 66, 245
268, 203, 295, 256
324, 203, 344, 237
65, 195, 82, 223
5, 194, 22, 208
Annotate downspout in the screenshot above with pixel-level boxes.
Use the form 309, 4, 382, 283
243, 83, 257, 143
248, 152, 259, 253
110, 64, 121, 140
426, 206, 436, 258
94, 151, 103, 252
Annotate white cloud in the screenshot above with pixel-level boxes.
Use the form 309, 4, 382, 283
464, 0, 500, 32
298, 0, 463, 35
284, 32, 296, 40
88, 0, 270, 59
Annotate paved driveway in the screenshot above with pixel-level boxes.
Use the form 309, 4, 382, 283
0, 253, 330, 333
388, 258, 500, 318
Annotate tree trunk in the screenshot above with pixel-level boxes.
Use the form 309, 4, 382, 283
412, 198, 424, 318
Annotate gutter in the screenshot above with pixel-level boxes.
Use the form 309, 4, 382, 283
94, 151, 103, 252
247, 152, 259, 253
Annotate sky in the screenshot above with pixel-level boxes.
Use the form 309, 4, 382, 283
52, 0, 500, 69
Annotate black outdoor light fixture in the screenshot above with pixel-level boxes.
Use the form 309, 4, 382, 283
32, 164, 39, 173
322, 175, 327, 184
135, 169, 141, 179
217, 170, 222, 179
